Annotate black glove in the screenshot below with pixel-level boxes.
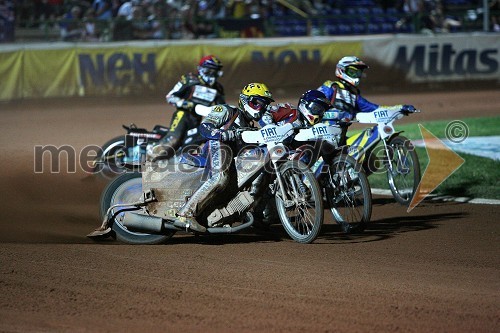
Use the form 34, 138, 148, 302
401, 104, 416, 113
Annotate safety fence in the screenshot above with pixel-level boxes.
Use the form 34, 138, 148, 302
0, 33, 499, 101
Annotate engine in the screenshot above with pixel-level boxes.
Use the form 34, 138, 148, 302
206, 191, 254, 227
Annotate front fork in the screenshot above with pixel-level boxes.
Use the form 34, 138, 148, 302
381, 139, 394, 174
381, 135, 408, 176
367, 133, 403, 175
272, 161, 296, 209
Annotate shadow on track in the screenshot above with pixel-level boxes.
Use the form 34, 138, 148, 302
315, 211, 466, 244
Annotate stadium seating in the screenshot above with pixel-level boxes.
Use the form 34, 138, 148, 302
269, 0, 477, 37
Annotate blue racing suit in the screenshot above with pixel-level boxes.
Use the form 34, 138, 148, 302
317, 79, 406, 144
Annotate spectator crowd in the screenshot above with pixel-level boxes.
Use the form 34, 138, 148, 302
1, 0, 499, 43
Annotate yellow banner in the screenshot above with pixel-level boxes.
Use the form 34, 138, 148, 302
21, 49, 77, 98
0, 40, 363, 101
0, 51, 23, 100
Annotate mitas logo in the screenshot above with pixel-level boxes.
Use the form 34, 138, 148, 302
394, 44, 498, 77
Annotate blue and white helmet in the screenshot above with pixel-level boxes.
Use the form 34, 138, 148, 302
335, 56, 369, 87
298, 90, 330, 125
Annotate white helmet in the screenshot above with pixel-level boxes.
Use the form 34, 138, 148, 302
335, 56, 369, 87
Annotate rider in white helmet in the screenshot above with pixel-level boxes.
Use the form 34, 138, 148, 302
318, 56, 416, 143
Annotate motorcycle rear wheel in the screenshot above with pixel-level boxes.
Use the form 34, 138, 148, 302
100, 172, 175, 244
325, 154, 372, 233
275, 160, 323, 244
386, 135, 421, 206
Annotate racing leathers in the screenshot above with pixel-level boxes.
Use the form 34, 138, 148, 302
317, 79, 407, 144
157, 72, 225, 159
175, 104, 253, 231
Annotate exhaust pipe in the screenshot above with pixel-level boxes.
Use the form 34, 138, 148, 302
122, 212, 165, 233
122, 211, 255, 235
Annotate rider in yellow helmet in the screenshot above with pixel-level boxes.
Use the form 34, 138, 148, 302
172, 83, 274, 233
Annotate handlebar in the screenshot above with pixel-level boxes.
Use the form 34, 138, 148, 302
401, 108, 421, 116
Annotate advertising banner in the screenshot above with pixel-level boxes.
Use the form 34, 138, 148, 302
1, 34, 498, 101
363, 34, 500, 83
23, 48, 78, 98
74, 40, 363, 98
0, 50, 23, 100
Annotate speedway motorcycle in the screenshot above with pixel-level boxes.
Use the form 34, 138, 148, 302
291, 123, 372, 233
88, 123, 324, 244
342, 107, 421, 205
92, 105, 212, 179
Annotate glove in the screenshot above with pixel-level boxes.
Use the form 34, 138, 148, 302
220, 130, 239, 142
401, 104, 416, 113
323, 110, 353, 122
333, 111, 353, 122
175, 99, 194, 111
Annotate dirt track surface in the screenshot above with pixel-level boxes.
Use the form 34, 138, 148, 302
1, 90, 499, 332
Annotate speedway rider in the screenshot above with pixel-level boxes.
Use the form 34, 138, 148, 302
252, 89, 331, 226
318, 56, 416, 144
172, 83, 275, 233
261, 89, 331, 128
151, 55, 226, 159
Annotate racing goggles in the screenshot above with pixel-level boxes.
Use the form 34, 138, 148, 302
248, 96, 270, 111
306, 101, 328, 115
345, 66, 363, 79
199, 66, 223, 78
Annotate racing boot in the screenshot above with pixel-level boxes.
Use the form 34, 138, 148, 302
173, 215, 206, 233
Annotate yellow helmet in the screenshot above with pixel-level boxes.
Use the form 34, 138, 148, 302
239, 83, 274, 121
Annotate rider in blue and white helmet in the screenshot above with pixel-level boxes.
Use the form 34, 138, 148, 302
260, 90, 330, 128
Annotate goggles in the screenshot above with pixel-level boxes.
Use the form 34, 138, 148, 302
306, 101, 328, 115
248, 96, 270, 111
199, 67, 223, 78
345, 66, 363, 79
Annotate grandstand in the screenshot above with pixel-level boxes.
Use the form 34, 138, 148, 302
2, 0, 495, 43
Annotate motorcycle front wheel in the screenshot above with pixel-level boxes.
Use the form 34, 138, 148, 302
385, 135, 421, 206
275, 160, 323, 244
324, 154, 372, 233
100, 172, 175, 244
92, 135, 127, 179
